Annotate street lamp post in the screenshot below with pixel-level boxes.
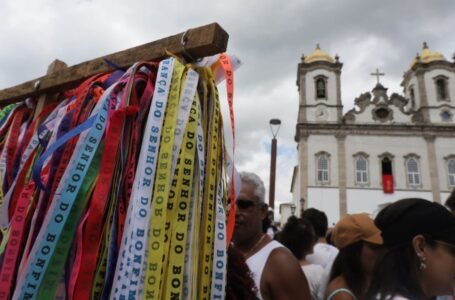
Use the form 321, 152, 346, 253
290, 204, 296, 216
269, 118, 281, 210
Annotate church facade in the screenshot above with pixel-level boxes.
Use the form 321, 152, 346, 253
291, 43, 455, 224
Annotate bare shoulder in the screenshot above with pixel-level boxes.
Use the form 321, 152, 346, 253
268, 246, 297, 266
261, 246, 311, 299
326, 291, 356, 300
325, 276, 356, 300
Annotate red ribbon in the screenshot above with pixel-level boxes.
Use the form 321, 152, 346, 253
218, 54, 236, 246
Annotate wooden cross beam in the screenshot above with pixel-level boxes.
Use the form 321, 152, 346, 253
0, 23, 229, 105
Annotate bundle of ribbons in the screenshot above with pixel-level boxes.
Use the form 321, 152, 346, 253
0, 54, 237, 300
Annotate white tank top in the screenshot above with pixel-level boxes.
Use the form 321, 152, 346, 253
246, 240, 284, 300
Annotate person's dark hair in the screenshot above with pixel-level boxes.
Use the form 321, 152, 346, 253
276, 216, 316, 260
366, 198, 448, 299
326, 230, 335, 246
226, 246, 259, 300
445, 188, 455, 212
301, 208, 328, 238
262, 215, 271, 234
329, 241, 365, 296
366, 234, 438, 300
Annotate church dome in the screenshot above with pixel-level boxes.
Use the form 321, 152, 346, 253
304, 44, 335, 63
409, 42, 446, 68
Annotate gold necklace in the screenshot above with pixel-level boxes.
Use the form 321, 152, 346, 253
245, 234, 266, 258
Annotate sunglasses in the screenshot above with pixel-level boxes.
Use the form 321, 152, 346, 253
236, 199, 256, 209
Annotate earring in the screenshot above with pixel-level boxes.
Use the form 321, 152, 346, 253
419, 256, 427, 270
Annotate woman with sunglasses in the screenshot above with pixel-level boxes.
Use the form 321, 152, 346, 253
366, 198, 455, 300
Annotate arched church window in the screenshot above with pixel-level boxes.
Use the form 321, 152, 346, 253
354, 154, 369, 185
410, 87, 416, 109
406, 156, 421, 187
316, 153, 330, 184
316, 78, 326, 99
436, 78, 448, 101
448, 159, 455, 187
380, 155, 394, 193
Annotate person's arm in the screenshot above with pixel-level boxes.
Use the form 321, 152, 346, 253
262, 248, 311, 300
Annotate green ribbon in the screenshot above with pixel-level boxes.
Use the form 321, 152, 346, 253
0, 104, 16, 124
36, 142, 104, 299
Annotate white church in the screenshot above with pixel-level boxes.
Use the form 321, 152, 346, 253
291, 43, 455, 225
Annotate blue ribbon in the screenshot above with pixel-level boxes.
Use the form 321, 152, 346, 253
32, 114, 97, 193
103, 70, 125, 89
18, 94, 109, 299
103, 58, 126, 71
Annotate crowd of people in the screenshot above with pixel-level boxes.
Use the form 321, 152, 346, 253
227, 171, 455, 300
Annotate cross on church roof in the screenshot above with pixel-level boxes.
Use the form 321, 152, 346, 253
371, 68, 385, 84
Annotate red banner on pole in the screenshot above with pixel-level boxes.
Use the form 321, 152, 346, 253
383, 174, 394, 193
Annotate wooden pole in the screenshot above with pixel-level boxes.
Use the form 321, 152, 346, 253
32, 59, 68, 119
0, 23, 228, 105
269, 137, 277, 210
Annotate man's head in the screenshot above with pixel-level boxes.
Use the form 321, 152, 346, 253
301, 208, 328, 238
234, 172, 268, 245
445, 189, 455, 215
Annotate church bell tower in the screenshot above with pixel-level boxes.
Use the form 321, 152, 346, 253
296, 44, 343, 124
401, 42, 455, 124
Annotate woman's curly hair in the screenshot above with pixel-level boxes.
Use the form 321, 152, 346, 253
226, 246, 259, 300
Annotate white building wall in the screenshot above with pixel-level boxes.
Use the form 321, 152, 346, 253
352, 105, 413, 124
404, 76, 420, 111
280, 203, 293, 227
307, 135, 338, 187
428, 108, 455, 124
441, 192, 451, 205
291, 169, 301, 213
305, 105, 337, 123
424, 69, 455, 104
347, 189, 433, 219
434, 138, 455, 192
307, 187, 340, 226
345, 135, 430, 190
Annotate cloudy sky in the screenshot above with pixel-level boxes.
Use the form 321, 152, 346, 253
1, 0, 455, 212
